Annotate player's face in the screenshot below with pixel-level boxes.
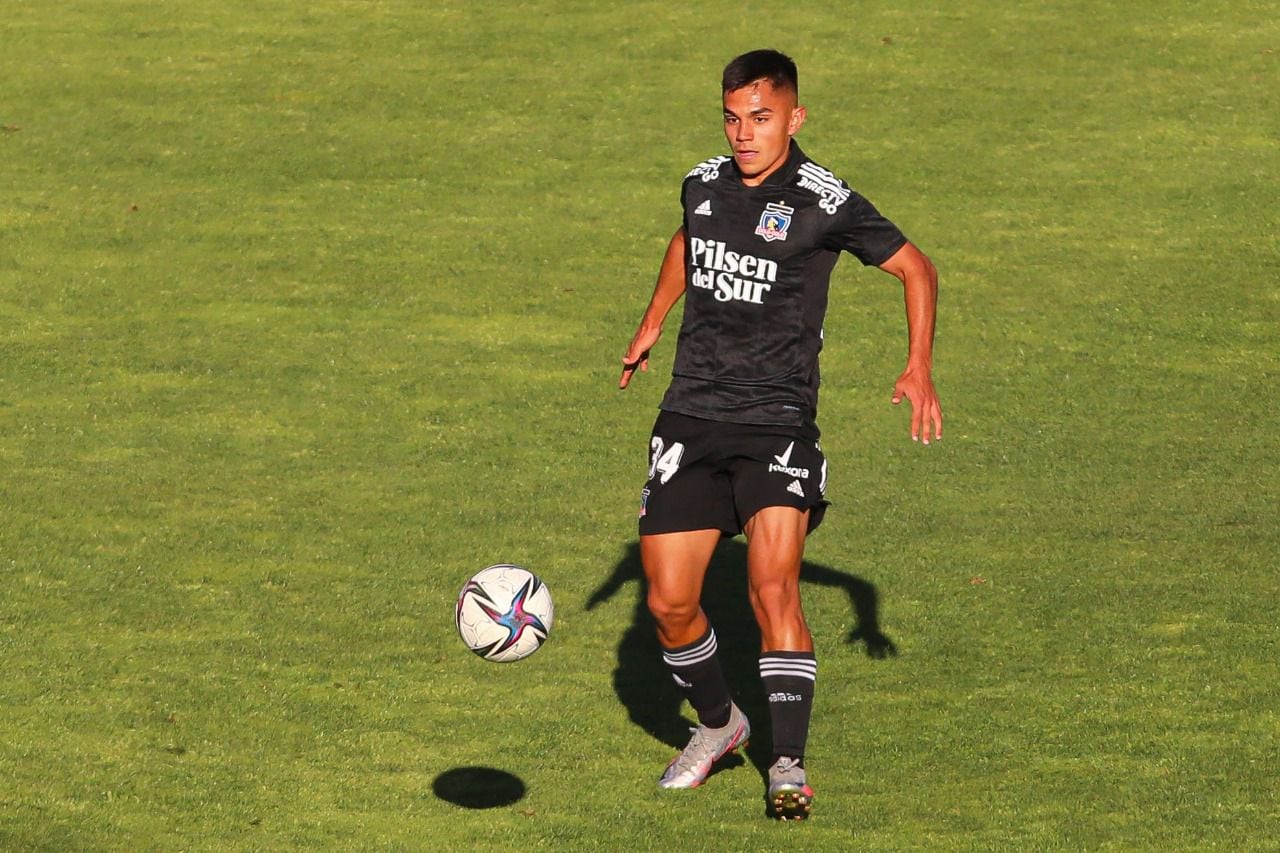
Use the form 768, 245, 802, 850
723, 80, 806, 186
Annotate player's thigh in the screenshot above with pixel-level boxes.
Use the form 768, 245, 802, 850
640, 528, 722, 611
743, 505, 809, 592
743, 505, 814, 651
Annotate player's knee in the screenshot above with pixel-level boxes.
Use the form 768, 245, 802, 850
646, 588, 699, 632
749, 579, 810, 647
749, 577, 802, 616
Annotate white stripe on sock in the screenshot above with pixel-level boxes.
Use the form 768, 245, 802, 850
663, 630, 718, 666
759, 657, 817, 681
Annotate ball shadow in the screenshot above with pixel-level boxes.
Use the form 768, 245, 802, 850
585, 538, 896, 778
432, 767, 526, 809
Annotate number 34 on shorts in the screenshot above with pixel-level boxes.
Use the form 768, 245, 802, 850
637, 415, 830, 528
648, 437, 686, 485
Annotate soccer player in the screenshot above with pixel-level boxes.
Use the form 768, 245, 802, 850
618, 49, 942, 820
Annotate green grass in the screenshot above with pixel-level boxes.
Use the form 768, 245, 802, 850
2, 0, 1277, 848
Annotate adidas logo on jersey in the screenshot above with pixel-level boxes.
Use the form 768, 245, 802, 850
787, 479, 805, 498
693, 199, 712, 216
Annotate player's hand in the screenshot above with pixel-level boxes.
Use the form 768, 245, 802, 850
619, 325, 662, 389
891, 365, 942, 445
848, 624, 899, 659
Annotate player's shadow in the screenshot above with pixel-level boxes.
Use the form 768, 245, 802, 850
585, 539, 896, 778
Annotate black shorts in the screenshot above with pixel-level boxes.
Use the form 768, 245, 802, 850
637, 410, 830, 537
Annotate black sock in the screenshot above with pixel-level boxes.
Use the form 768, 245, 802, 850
760, 651, 817, 765
662, 627, 733, 728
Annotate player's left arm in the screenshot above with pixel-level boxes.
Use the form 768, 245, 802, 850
879, 242, 942, 444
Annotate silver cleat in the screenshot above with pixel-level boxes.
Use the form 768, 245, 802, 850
767, 756, 814, 820
657, 703, 750, 789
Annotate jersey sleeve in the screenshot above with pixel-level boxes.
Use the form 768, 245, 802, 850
822, 191, 909, 267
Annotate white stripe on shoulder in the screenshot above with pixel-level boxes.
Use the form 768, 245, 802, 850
797, 162, 848, 196
686, 155, 732, 183
796, 161, 852, 214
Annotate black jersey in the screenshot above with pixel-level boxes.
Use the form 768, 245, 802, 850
659, 142, 908, 432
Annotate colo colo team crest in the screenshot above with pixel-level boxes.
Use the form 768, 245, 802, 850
754, 201, 794, 242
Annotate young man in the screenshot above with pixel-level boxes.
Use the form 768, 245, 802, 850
618, 50, 941, 820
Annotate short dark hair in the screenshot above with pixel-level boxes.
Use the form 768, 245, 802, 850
722, 49, 798, 95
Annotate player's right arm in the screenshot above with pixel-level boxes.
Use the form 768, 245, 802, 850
619, 227, 687, 389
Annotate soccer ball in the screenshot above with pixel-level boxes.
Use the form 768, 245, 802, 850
455, 564, 554, 662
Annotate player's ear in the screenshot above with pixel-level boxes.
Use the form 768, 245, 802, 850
788, 105, 807, 136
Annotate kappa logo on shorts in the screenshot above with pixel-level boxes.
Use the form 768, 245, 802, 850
768, 441, 810, 479
754, 201, 794, 242
773, 442, 794, 467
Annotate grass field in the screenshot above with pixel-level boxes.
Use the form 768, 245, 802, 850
3, 0, 1277, 849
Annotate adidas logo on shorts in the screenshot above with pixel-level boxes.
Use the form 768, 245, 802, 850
787, 480, 804, 498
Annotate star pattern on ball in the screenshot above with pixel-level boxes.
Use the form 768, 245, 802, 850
475, 576, 549, 656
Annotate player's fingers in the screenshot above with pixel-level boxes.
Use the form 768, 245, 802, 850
619, 350, 649, 388
926, 399, 947, 440
621, 346, 649, 366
